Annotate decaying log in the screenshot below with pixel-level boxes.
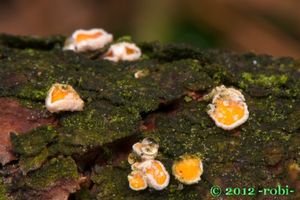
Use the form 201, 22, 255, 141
0, 34, 299, 199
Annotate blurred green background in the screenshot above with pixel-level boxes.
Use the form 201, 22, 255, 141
1, 0, 300, 58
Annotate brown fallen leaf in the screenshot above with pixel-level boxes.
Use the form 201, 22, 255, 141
0, 98, 57, 165
13, 177, 86, 200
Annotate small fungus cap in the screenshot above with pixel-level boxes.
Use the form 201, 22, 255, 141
45, 83, 84, 113
104, 42, 141, 62
128, 170, 147, 191
132, 138, 159, 160
63, 28, 113, 52
140, 160, 170, 190
172, 155, 203, 185
206, 85, 249, 130
134, 69, 149, 79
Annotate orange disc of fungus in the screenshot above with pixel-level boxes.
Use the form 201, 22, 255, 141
125, 46, 135, 55
128, 171, 147, 191
45, 83, 84, 113
104, 42, 141, 62
75, 31, 103, 43
142, 160, 170, 190
172, 155, 203, 185
206, 85, 249, 130
63, 28, 113, 52
128, 138, 169, 191
51, 85, 69, 103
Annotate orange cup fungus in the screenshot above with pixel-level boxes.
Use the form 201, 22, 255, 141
172, 154, 203, 185
45, 83, 84, 113
205, 85, 249, 130
63, 28, 113, 52
139, 160, 170, 190
128, 170, 147, 191
132, 138, 159, 161
127, 138, 170, 191
104, 42, 141, 62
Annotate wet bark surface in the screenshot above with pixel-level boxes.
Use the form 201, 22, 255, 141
0, 34, 299, 199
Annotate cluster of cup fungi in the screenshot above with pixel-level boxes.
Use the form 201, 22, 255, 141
127, 138, 204, 191
43, 28, 250, 191
127, 138, 170, 190
46, 28, 142, 113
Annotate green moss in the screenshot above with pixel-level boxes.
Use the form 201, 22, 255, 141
0, 36, 299, 198
240, 72, 288, 88
0, 178, 10, 200
91, 165, 205, 200
17, 85, 48, 100
285, 104, 300, 132
11, 126, 57, 157
78, 58, 213, 113
19, 148, 49, 174
57, 100, 140, 151
141, 100, 221, 158
116, 35, 133, 43
25, 157, 78, 190
17, 98, 45, 110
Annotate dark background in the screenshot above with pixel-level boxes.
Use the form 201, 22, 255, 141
1, 0, 300, 58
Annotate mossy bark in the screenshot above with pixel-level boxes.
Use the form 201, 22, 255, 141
0, 34, 299, 199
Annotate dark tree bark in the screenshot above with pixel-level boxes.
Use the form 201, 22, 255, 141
0, 34, 299, 199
